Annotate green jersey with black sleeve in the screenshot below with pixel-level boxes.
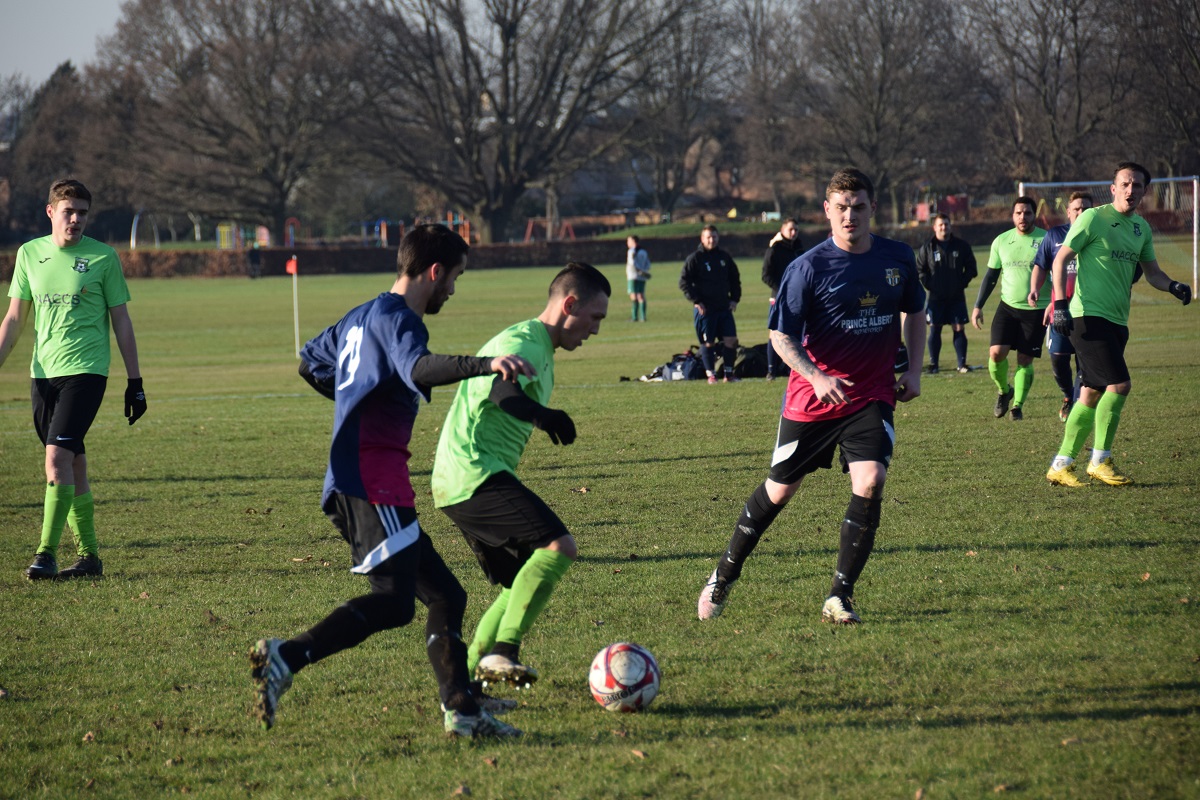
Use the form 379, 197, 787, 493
986, 226, 1047, 309
1063, 204, 1155, 326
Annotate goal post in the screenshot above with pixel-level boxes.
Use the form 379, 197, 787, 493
1018, 175, 1199, 295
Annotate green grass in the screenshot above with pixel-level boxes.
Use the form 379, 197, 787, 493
1, 262, 1198, 799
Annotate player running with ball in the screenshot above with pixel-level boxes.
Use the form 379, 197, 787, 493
697, 168, 925, 625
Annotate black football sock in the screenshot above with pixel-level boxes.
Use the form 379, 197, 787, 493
285, 591, 416, 672
928, 325, 943, 367
717, 482, 787, 583
699, 345, 716, 374
1050, 353, 1074, 399
425, 586, 478, 714
830, 494, 881, 599
723, 345, 738, 376
952, 329, 968, 368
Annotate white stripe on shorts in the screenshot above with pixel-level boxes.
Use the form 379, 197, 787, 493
349, 506, 420, 574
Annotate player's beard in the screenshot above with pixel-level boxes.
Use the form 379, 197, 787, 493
426, 275, 453, 315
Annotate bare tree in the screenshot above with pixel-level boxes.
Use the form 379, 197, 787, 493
351, 0, 688, 243
729, 0, 813, 214
1126, 0, 1200, 176
965, 0, 1134, 184
623, 0, 731, 218
91, 0, 358, 242
802, 0, 981, 222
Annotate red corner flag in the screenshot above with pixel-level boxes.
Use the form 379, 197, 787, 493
285, 255, 298, 275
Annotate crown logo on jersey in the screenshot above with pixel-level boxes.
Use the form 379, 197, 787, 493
73, 258, 90, 273
859, 292, 878, 307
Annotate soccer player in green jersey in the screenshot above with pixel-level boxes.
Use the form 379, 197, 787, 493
431, 262, 610, 689
971, 197, 1047, 421
0, 179, 147, 580
1041, 162, 1192, 487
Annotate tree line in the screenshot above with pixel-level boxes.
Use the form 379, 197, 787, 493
1, 0, 1195, 246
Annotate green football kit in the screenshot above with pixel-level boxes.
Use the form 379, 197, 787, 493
432, 319, 555, 508
1063, 204, 1155, 326
9, 235, 131, 378
987, 227, 1048, 309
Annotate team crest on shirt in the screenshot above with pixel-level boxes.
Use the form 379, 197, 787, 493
859, 291, 878, 307
884, 268, 900, 287
73, 258, 90, 273
1133, 223, 1141, 237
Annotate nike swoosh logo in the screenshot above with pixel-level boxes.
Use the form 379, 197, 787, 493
829, 283, 846, 292
39, 257, 52, 263
55, 436, 73, 441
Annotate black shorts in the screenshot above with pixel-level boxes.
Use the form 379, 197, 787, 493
767, 401, 895, 485
694, 308, 737, 345
1069, 316, 1130, 389
323, 492, 465, 603
926, 296, 968, 327
31, 374, 108, 455
440, 472, 569, 587
990, 301, 1046, 357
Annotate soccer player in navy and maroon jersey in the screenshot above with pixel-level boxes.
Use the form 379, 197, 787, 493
697, 168, 926, 625
249, 224, 534, 738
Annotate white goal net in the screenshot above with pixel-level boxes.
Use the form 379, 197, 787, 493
1019, 175, 1199, 294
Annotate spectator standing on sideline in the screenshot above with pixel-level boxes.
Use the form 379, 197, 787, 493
247, 243, 262, 279
432, 263, 610, 689
761, 218, 805, 380
1041, 162, 1191, 487
625, 235, 651, 321
250, 225, 530, 738
915, 213, 976, 373
680, 225, 742, 383
696, 168, 925, 626
1029, 191, 1093, 421
971, 198, 1047, 420
0, 178, 147, 581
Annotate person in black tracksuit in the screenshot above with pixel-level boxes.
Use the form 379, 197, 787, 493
915, 213, 976, 373
761, 218, 805, 379
679, 225, 742, 383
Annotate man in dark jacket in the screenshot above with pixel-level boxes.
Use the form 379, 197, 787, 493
915, 213, 976, 373
761, 218, 805, 379
680, 225, 742, 383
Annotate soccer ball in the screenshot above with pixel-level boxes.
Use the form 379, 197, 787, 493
589, 642, 660, 712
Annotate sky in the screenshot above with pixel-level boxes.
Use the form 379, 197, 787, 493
0, 0, 126, 87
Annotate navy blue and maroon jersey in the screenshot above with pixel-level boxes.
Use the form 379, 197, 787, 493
300, 292, 432, 508
771, 236, 924, 422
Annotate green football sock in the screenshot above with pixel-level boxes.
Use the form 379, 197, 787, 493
468, 588, 510, 673
631, 299, 638, 321
988, 356, 1010, 394
67, 491, 97, 556
1012, 363, 1034, 407
639, 299, 647, 321
495, 549, 573, 647
38, 483, 76, 554
1057, 402, 1097, 459
1093, 391, 1128, 452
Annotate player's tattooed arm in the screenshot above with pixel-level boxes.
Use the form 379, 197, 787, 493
769, 329, 854, 404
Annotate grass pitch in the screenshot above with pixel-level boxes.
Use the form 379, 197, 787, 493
0, 261, 1197, 799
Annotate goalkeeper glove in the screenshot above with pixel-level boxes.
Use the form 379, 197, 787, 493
534, 408, 576, 445
1051, 300, 1073, 337
125, 378, 147, 425
1169, 281, 1192, 306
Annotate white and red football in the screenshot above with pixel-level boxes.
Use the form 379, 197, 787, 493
589, 642, 660, 712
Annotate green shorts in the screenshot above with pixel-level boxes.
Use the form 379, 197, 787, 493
627, 279, 646, 295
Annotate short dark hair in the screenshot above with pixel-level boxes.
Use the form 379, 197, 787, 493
627, 234, 640, 245
701, 225, 719, 235
396, 224, 469, 279
826, 168, 875, 202
1068, 191, 1093, 205
549, 261, 611, 304
1114, 161, 1151, 186
932, 212, 951, 224
48, 179, 91, 207
1012, 196, 1036, 214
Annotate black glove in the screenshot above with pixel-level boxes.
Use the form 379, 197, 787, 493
1051, 299, 1073, 337
534, 408, 576, 445
125, 378, 147, 425
1169, 281, 1192, 306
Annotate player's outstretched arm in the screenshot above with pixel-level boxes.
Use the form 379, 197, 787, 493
0, 298, 30, 370
411, 353, 535, 389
